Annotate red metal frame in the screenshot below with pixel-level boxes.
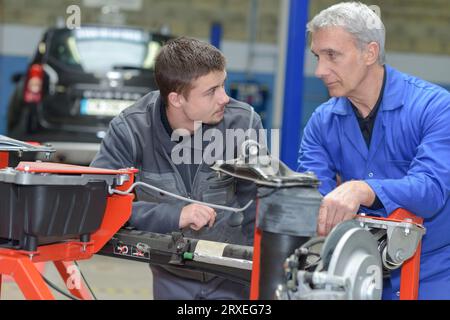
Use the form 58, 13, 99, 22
0, 163, 137, 300
0, 152, 8, 169
249, 199, 261, 300
360, 209, 423, 299
384, 208, 423, 300
15, 161, 134, 175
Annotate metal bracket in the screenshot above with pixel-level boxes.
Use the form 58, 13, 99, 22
168, 232, 191, 265
355, 216, 426, 266
211, 140, 319, 187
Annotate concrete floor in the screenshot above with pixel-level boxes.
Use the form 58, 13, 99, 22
1, 255, 154, 300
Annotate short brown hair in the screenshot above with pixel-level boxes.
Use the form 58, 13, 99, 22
154, 37, 226, 103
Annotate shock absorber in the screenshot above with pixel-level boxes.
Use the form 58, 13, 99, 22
253, 184, 322, 299
211, 140, 322, 299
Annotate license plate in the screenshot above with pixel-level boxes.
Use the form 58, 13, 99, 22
80, 99, 134, 116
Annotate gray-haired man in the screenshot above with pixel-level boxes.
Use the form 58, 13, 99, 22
298, 2, 450, 299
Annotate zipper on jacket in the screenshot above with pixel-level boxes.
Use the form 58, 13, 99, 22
161, 151, 190, 198
191, 159, 204, 200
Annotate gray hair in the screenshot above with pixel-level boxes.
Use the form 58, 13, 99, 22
307, 2, 385, 64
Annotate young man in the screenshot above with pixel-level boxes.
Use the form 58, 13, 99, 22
92, 37, 263, 299
297, 2, 450, 299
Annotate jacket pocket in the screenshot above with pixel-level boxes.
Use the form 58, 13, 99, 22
200, 172, 236, 205
135, 170, 181, 203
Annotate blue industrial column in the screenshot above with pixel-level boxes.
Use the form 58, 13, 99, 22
280, 0, 309, 169
210, 22, 223, 50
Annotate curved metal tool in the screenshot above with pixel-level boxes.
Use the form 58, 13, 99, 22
211, 140, 319, 187
0, 135, 55, 154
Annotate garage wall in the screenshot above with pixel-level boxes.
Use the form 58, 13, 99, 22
2, 0, 449, 55
1, 23, 449, 135
0, 0, 281, 43
1, 0, 449, 135
0, 24, 278, 133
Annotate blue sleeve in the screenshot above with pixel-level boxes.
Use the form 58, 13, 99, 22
366, 91, 450, 219
297, 111, 337, 195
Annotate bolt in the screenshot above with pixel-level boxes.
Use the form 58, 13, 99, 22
395, 250, 404, 261
249, 145, 258, 156
359, 213, 366, 228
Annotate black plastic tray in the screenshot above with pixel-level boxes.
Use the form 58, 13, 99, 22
0, 166, 121, 251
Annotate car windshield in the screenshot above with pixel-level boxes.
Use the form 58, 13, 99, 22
49, 27, 163, 73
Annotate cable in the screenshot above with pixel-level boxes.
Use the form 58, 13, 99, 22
74, 260, 97, 300
300, 237, 326, 249
42, 263, 97, 300
109, 181, 254, 213
42, 276, 80, 300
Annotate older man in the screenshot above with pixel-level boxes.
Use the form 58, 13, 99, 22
297, 2, 450, 299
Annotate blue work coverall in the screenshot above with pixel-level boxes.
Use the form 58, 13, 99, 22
297, 64, 450, 299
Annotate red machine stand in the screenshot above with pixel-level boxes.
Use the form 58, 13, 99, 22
0, 162, 137, 300
0, 152, 8, 168
365, 208, 424, 300
249, 200, 262, 300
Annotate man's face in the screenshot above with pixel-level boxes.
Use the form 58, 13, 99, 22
311, 27, 369, 97
180, 70, 230, 125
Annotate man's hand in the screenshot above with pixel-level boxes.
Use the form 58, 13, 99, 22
317, 181, 376, 236
179, 203, 217, 231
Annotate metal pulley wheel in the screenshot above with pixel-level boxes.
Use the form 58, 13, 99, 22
326, 225, 383, 300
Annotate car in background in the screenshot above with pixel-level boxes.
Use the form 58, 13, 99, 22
7, 25, 172, 164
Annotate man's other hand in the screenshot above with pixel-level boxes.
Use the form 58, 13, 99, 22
317, 181, 376, 236
179, 203, 217, 231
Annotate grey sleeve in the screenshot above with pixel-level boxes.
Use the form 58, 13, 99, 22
129, 201, 184, 234
91, 115, 135, 169
91, 116, 183, 234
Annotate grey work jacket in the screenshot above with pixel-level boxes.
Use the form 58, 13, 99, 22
91, 91, 263, 281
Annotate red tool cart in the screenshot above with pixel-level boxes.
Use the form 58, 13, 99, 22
0, 142, 136, 299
